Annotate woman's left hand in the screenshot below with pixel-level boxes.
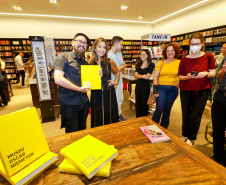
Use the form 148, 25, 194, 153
196, 71, 208, 79
99, 68, 103, 78
108, 80, 115, 86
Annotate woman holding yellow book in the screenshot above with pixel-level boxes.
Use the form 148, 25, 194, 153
89, 38, 120, 127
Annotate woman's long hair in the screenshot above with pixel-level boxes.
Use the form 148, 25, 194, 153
136, 49, 152, 69
89, 38, 110, 65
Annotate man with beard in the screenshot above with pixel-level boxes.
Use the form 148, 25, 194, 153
53, 33, 91, 133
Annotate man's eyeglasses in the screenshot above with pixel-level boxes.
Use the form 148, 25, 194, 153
190, 43, 202, 46
74, 39, 87, 46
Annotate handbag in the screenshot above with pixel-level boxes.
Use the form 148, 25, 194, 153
147, 60, 163, 105
147, 92, 156, 105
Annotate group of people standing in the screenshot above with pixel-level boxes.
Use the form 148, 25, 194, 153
53, 33, 126, 133
52, 32, 225, 167
135, 32, 225, 166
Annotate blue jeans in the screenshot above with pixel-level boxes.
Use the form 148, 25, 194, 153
152, 85, 178, 129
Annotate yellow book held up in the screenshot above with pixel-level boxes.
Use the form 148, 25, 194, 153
59, 159, 111, 177
81, 65, 101, 90
60, 135, 118, 179
0, 107, 49, 176
0, 151, 58, 185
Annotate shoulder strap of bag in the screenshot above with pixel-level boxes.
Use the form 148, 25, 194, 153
207, 52, 209, 67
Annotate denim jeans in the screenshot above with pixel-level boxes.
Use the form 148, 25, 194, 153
152, 85, 178, 129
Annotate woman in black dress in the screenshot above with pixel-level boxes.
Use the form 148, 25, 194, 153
135, 49, 155, 117
89, 38, 120, 127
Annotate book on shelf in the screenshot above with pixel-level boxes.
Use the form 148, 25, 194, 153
140, 124, 170, 144
59, 159, 111, 177
60, 135, 118, 179
0, 107, 58, 184
0, 151, 58, 185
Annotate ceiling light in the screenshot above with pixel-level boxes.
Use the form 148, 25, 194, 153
13, 6, 22, 11
152, 0, 209, 23
50, 0, 57, 3
0, 12, 153, 24
138, 16, 144, 19
121, 5, 128, 10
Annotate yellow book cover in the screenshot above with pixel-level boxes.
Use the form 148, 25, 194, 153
0, 151, 58, 185
60, 135, 118, 179
81, 65, 101, 90
59, 159, 111, 177
0, 107, 49, 176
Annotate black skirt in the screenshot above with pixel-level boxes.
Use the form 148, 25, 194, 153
91, 87, 119, 127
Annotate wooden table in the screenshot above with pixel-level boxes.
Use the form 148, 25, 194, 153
1, 117, 226, 185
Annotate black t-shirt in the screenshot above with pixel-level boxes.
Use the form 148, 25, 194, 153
136, 62, 155, 82
53, 51, 89, 105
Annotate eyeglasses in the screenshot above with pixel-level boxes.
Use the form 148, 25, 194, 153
74, 39, 87, 46
190, 43, 202, 46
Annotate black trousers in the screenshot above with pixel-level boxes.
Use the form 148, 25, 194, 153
0, 81, 8, 105
135, 80, 150, 118
180, 89, 209, 140
60, 101, 89, 133
211, 90, 226, 163
19, 70, 25, 86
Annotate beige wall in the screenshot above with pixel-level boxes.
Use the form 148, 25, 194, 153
0, 0, 225, 39
152, 0, 226, 35
0, 16, 153, 40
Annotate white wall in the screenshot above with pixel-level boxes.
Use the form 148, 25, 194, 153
0, 0, 225, 39
153, 0, 226, 36
0, 16, 153, 40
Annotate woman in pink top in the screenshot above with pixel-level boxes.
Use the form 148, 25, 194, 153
178, 32, 216, 146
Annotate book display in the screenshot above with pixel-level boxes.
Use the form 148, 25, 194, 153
170, 24, 226, 56
54, 39, 152, 68
60, 135, 118, 179
59, 158, 112, 177
0, 38, 32, 84
0, 107, 58, 185
54, 39, 72, 56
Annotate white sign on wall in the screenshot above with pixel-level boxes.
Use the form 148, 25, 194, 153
149, 34, 171, 41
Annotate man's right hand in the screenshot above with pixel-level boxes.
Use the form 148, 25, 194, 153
79, 86, 91, 93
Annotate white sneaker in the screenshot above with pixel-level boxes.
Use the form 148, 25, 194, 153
22, 85, 28, 88
186, 139, 194, 146
180, 137, 188, 142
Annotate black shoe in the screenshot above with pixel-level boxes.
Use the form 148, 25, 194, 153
119, 115, 127, 121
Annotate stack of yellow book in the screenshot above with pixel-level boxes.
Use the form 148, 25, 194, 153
0, 107, 58, 185
59, 135, 118, 179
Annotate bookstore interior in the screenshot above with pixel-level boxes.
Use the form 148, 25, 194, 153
0, 0, 226, 184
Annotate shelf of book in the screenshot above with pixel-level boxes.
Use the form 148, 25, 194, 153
170, 24, 226, 56
54, 39, 154, 68
0, 38, 32, 84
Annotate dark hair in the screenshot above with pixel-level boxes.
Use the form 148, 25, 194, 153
189, 32, 205, 51
89, 38, 110, 65
73, 33, 91, 49
162, 43, 180, 59
112, 36, 123, 45
136, 49, 152, 69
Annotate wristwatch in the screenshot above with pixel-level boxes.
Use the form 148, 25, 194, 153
207, 73, 210, 77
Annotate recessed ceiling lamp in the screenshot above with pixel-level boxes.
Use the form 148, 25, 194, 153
13, 6, 22, 11
50, 0, 57, 3
138, 16, 144, 19
121, 5, 128, 10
